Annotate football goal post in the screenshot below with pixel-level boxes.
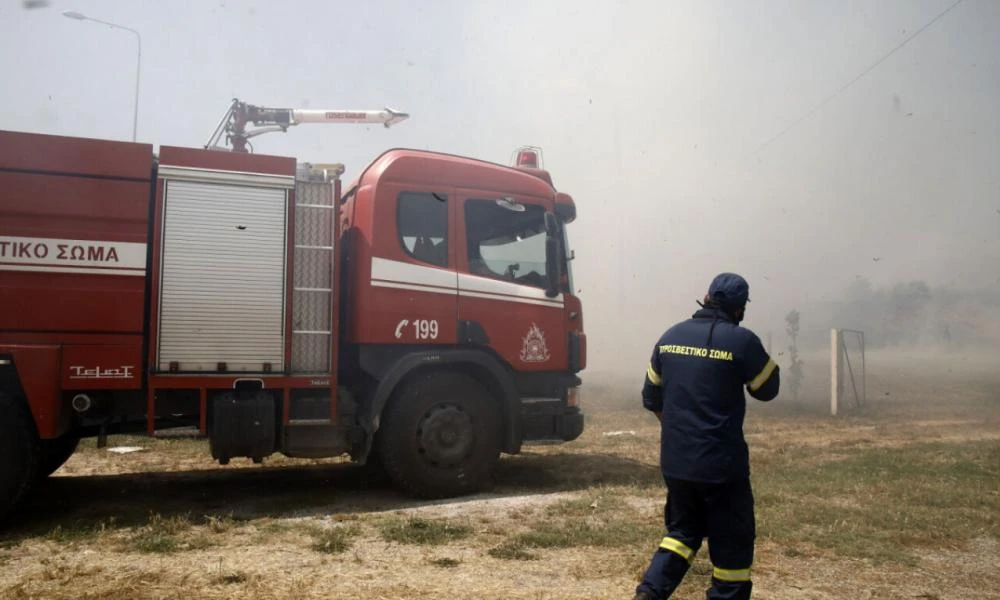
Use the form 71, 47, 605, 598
830, 328, 866, 416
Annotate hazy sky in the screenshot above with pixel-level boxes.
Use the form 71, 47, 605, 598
3, 0, 998, 372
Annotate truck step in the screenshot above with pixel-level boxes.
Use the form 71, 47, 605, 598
153, 426, 203, 439
282, 420, 350, 458
287, 418, 334, 426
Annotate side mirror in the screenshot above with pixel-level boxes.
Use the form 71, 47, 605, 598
544, 212, 563, 298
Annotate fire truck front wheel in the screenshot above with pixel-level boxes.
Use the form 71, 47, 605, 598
376, 371, 501, 498
0, 391, 40, 521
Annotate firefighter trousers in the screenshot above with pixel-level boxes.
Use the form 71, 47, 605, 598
636, 477, 755, 600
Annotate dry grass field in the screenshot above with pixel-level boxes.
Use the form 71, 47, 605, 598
0, 349, 997, 599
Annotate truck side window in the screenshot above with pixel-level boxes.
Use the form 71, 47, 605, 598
465, 199, 547, 289
397, 192, 448, 267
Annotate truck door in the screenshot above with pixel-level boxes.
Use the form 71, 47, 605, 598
365, 184, 458, 345
456, 193, 566, 371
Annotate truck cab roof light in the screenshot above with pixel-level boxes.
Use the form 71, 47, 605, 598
512, 146, 543, 170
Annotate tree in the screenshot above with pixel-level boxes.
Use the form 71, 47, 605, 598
785, 309, 804, 402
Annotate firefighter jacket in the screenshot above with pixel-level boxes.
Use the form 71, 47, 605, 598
642, 307, 779, 483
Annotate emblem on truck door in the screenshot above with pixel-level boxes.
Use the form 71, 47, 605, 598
520, 323, 551, 363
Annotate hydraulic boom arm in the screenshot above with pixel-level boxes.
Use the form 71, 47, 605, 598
205, 98, 410, 152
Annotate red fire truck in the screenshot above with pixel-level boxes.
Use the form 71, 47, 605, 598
0, 101, 585, 518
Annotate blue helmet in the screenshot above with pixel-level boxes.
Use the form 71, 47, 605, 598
708, 272, 750, 308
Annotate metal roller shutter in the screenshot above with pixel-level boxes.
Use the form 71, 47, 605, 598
158, 180, 288, 372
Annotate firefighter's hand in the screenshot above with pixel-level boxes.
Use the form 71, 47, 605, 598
655, 411, 662, 420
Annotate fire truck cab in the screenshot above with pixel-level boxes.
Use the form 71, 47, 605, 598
0, 129, 585, 518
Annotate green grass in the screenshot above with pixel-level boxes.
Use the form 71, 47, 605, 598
544, 495, 604, 518
122, 513, 193, 554
251, 520, 361, 553
130, 532, 179, 554
488, 490, 660, 561
500, 487, 660, 553
487, 516, 658, 561
515, 518, 657, 550
755, 440, 1000, 565
485, 437, 1000, 569
544, 489, 631, 518
44, 518, 117, 544
488, 541, 537, 561
378, 517, 472, 545
308, 524, 360, 554
205, 514, 237, 534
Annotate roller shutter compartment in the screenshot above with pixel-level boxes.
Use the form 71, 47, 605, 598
158, 180, 288, 372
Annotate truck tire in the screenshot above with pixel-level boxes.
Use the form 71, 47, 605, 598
0, 391, 39, 520
37, 434, 79, 479
376, 371, 501, 498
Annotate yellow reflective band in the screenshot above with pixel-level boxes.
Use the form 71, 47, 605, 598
658, 537, 695, 562
748, 359, 777, 392
713, 566, 752, 582
658, 344, 732, 361
646, 364, 662, 386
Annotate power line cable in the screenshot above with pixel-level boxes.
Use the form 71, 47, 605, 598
754, 0, 965, 154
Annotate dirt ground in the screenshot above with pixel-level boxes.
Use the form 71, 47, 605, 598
0, 349, 998, 600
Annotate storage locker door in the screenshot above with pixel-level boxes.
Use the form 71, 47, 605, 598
158, 180, 287, 372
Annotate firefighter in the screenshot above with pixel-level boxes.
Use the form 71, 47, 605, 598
633, 273, 779, 600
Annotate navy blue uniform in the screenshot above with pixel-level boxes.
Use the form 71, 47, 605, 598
637, 306, 779, 600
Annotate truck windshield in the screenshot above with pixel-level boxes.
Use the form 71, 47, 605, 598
465, 199, 547, 289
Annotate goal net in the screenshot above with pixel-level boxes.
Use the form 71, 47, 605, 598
830, 329, 866, 415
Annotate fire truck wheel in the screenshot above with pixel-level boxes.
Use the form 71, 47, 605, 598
377, 371, 501, 498
0, 391, 40, 520
37, 434, 80, 479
